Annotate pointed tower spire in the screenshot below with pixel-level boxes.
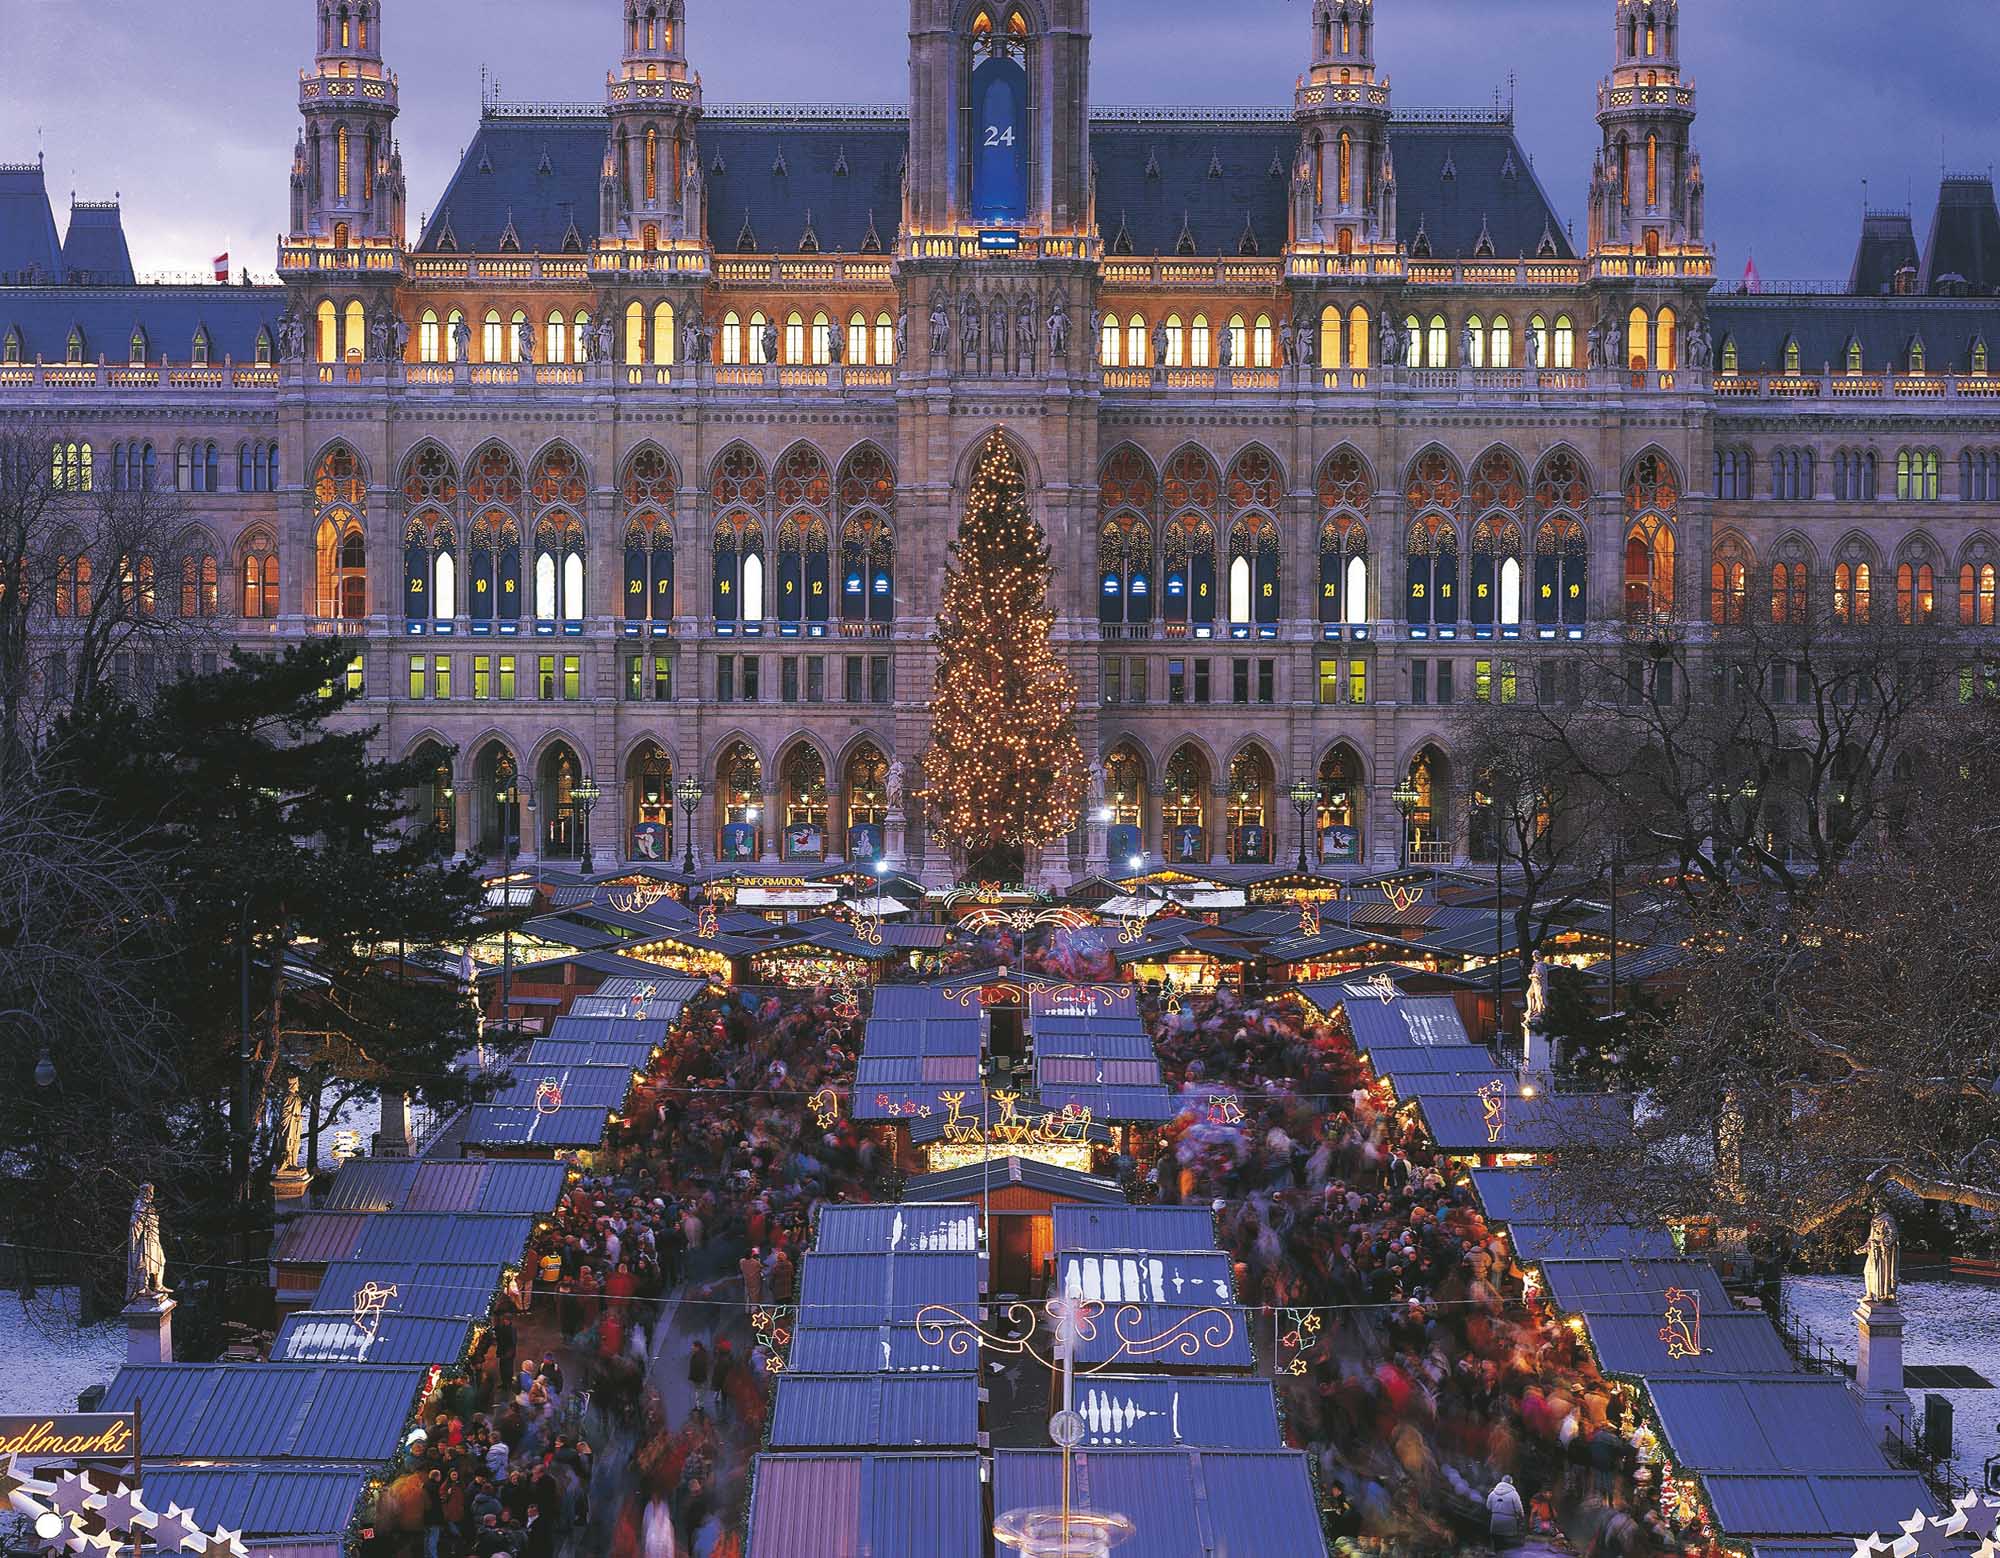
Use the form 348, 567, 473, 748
290, 0, 405, 248
1588, 0, 1706, 263
1294, 0, 1395, 256
600, 0, 705, 249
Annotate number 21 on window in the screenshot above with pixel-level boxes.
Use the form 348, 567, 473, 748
984, 125, 1016, 147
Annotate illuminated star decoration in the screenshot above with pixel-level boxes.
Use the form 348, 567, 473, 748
807, 1086, 841, 1130
1659, 1286, 1702, 1359
2, 1462, 221, 1556
1296, 896, 1320, 939
696, 903, 719, 940
1477, 1080, 1507, 1145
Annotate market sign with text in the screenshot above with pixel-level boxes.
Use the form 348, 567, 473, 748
0, 1414, 136, 1462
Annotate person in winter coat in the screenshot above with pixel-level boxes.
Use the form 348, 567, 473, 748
1486, 1473, 1525, 1551
686, 1340, 711, 1417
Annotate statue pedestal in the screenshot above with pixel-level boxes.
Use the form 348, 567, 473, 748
272, 1165, 311, 1204
123, 1293, 177, 1365
1521, 1019, 1554, 1083
376, 1094, 413, 1159
886, 818, 908, 874
1852, 1296, 1911, 1445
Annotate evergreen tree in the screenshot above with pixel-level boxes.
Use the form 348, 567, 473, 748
919, 434, 1087, 883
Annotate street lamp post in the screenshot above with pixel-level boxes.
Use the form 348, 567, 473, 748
677, 776, 704, 876
1288, 777, 1319, 875
1391, 777, 1422, 870
496, 775, 517, 1035
572, 775, 601, 875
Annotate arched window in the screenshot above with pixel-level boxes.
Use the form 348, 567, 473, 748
1252, 314, 1274, 369
1162, 746, 1208, 861
835, 443, 897, 626
622, 448, 678, 625
1710, 536, 1751, 626
1895, 548, 1935, 625
444, 310, 464, 363
775, 514, 831, 630
1226, 747, 1274, 864
545, 311, 568, 365
1488, 316, 1512, 370
1317, 448, 1371, 628
1190, 315, 1212, 369
1100, 313, 1122, 367
316, 301, 338, 363
1125, 315, 1147, 367
1897, 449, 1940, 501
1427, 315, 1448, 367
1553, 315, 1575, 370
242, 537, 279, 619
1468, 450, 1525, 632
779, 744, 829, 860
1623, 453, 1679, 620
1402, 314, 1421, 368
1960, 556, 1998, 627
1316, 747, 1362, 863
748, 312, 770, 364
1845, 338, 1864, 376
847, 311, 869, 365
312, 445, 367, 619
1975, 339, 1992, 376
465, 446, 523, 626
1909, 338, 1927, 374
875, 312, 896, 364
1319, 306, 1342, 370
710, 446, 770, 631
419, 310, 440, 363
1161, 448, 1220, 634
186, 551, 223, 619
1627, 306, 1651, 371
1098, 446, 1157, 628
721, 312, 743, 365
653, 302, 676, 366
1347, 305, 1369, 370
1224, 449, 1280, 635
785, 312, 806, 365
529, 447, 587, 623
1655, 307, 1677, 371
624, 302, 646, 366
482, 311, 504, 363
1404, 450, 1462, 633
1784, 336, 1802, 375
1225, 314, 1249, 368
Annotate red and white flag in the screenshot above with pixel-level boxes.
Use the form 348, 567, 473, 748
1741, 252, 1760, 294
212, 252, 230, 283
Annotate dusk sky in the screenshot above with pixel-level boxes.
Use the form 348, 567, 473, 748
4, 0, 1995, 279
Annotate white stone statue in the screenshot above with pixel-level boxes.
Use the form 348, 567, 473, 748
1217, 323, 1236, 369
275, 1074, 305, 1174
1460, 319, 1477, 368
895, 308, 908, 361
885, 760, 906, 809
1863, 1209, 1900, 1305
1585, 322, 1605, 370
594, 317, 615, 363
1604, 318, 1624, 370
452, 316, 474, 362
929, 298, 951, 357
961, 295, 981, 355
1526, 323, 1543, 370
516, 317, 537, 364
1154, 319, 1172, 368
1379, 312, 1402, 369
126, 1183, 167, 1301
1524, 956, 1553, 1029
1018, 300, 1038, 365
682, 314, 702, 364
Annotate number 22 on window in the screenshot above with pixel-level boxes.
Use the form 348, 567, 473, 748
984, 125, 1016, 147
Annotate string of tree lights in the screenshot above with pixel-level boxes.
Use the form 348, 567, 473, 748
916, 433, 1088, 883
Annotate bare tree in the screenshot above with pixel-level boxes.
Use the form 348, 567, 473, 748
0, 425, 207, 783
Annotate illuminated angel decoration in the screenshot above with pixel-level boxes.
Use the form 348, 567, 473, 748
1478, 1080, 1507, 1144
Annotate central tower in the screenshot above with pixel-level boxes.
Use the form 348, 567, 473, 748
1292, 0, 1396, 255
601, 0, 705, 249
906, 0, 1092, 238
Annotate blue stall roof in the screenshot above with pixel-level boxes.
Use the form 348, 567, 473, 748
1582, 1311, 1798, 1379
1072, 1376, 1283, 1449
812, 1204, 980, 1255
905, 1156, 1128, 1207
785, 1324, 975, 1376
525, 1037, 657, 1070
1469, 1167, 1561, 1222
1032, 1080, 1180, 1122
993, 1450, 1330, 1558
1343, 995, 1476, 1053
795, 1250, 980, 1328
1538, 1258, 1733, 1318
401, 1161, 568, 1216
1701, 1473, 1937, 1538
746, 1452, 984, 1558
1498, 1222, 1679, 1263
485, 1063, 635, 1111
1069, 1303, 1253, 1369
350, 1213, 534, 1267
543, 1014, 676, 1048
855, 987, 983, 1119
462, 1104, 615, 1148
1418, 1092, 1630, 1154
1648, 1378, 1892, 1473
270, 1212, 372, 1267
768, 1374, 980, 1450
138, 1467, 368, 1541
102, 1364, 424, 1462
1364, 1043, 1510, 1077
1378, 1068, 1517, 1102
1053, 1205, 1219, 1255
316, 1160, 420, 1213
272, 1312, 476, 1367
1059, 1251, 1236, 1308
313, 1262, 504, 1319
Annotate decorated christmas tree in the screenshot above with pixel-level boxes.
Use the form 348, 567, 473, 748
919, 433, 1088, 883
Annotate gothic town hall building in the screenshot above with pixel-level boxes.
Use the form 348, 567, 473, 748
4, 0, 2000, 883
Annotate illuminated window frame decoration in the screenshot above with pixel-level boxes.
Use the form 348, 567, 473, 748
1659, 1285, 1703, 1359
1276, 1306, 1322, 1376
1, 1460, 247, 1558
1477, 1079, 1507, 1145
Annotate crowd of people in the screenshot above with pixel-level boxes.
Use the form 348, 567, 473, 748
1145, 985, 1712, 1557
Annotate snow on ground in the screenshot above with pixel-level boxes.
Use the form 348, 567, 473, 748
1785, 1273, 2000, 1490
0, 1288, 124, 1414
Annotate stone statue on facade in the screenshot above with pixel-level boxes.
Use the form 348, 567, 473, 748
126, 1183, 167, 1301
369, 315, 391, 363
1379, 312, 1403, 369
1217, 322, 1236, 369
274, 1073, 305, 1175
760, 319, 780, 365
885, 760, 906, 809
682, 314, 701, 365
1585, 321, 1605, 370
1460, 319, 1477, 368
452, 316, 474, 362
1525, 322, 1543, 370
895, 308, 908, 362
1863, 1209, 1901, 1305
516, 317, 537, 365
1019, 300, 1038, 368
594, 317, 614, 363
960, 295, 981, 356
825, 318, 845, 364
1687, 317, 1712, 370
391, 313, 410, 360
1048, 298, 1071, 359
928, 298, 951, 358
1603, 317, 1624, 371
1160, 319, 1177, 370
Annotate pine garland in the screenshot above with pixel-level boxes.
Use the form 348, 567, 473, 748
918, 434, 1088, 874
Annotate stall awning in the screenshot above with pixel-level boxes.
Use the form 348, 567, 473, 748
846, 896, 914, 918
1164, 887, 1246, 910
1099, 896, 1168, 920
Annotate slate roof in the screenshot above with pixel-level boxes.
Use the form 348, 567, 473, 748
60, 200, 135, 285
101, 1363, 425, 1462
766, 1374, 980, 1450
0, 163, 62, 283
1581, 1311, 1797, 1379
1847, 210, 1920, 296
0, 284, 282, 365
1709, 294, 2000, 377
1536, 1257, 1732, 1318
401, 1160, 568, 1215
1341, 994, 1477, 1054
412, 105, 1567, 262
1920, 174, 2000, 294
317, 1159, 421, 1214
993, 1450, 1330, 1558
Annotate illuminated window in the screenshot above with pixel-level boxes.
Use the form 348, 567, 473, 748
1553, 315, 1575, 369
848, 311, 869, 365
1190, 315, 1211, 368
625, 302, 645, 365
1163, 315, 1185, 367
1655, 307, 1677, 371
337, 125, 350, 200
811, 311, 832, 366
1846, 338, 1864, 376
483, 311, 504, 363
1783, 336, 1801, 375
419, 310, 440, 363
545, 311, 568, 364
1347, 305, 1369, 370
653, 302, 675, 366
1100, 312, 1121, 367
785, 312, 805, 364
445, 310, 463, 363
1464, 316, 1485, 369
1489, 316, 1512, 369
1427, 315, 1447, 367
1960, 561, 1998, 626
875, 312, 895, 364
722, 311, 743, 364
748, 312, 769, 364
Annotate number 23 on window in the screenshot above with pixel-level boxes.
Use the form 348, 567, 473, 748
984, 125, 1016, 147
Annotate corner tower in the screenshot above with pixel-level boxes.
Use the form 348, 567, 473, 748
290, 0, 405, 248
906, 0, 1092, 239
1292, 0, 1396, 254
1587, 0, 1705, 258
600, 0, 705, 249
